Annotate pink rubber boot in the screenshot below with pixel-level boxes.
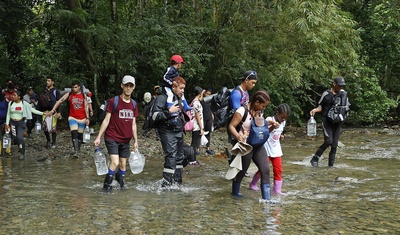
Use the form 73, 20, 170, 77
273, 180, 286, 196
249, 172, 260, 191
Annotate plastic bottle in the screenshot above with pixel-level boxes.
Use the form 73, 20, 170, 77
3, 130, 12, 149
83, 126, 90, 143
307, 116, 317, 137
129, 150, 145, 174
35, 121, 42, 135
94, 147, 108, 175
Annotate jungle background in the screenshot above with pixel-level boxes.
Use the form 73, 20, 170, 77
0, 0, 399, 126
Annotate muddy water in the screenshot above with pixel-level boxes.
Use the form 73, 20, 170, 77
0, 128, 399, 234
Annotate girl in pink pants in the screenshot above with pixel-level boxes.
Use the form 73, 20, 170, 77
249, 103, 291, 195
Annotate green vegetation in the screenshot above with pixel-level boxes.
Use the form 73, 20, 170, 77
0, 0, 398, 125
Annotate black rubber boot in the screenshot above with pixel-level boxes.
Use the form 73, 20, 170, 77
161, 172, 174, 187
72, 139, 79, 158
328, 153, 336, 167
115, 172, 125, 189
310, 155, 319, 167
174, 168, 183, 185
19, 144, 25, 160
231, 180, 243, 199
103, 174, 114, 192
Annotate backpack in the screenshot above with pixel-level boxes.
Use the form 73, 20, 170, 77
99, 96, 137, 124
183, 100, 195, 132
327, 90, 350, 124
38, 89, 57, 111
227, 105, 248, 146
211, 87, 244, 130
246, 116, 269, 147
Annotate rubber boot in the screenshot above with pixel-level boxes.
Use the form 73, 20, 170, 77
115, 172, 126, 189
231, 180, 243, 198
310, 155, 319, 167
328, 153, 336, 167
19, 144, 25, 160
72, 139, 79, 158
261, 183, 271, 201
249, 171, 260, 191
174, 168, 183, 185
273, 180, 286, 196
161, 172, 174, 187
103, 174, 114, 192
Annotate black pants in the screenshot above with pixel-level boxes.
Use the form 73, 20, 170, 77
158, 128, 184, 174
203, 118, 213, 148
235, 145, 270, 185
315, 118, 342, 157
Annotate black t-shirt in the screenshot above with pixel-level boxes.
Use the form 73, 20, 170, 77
201, 100, 212, 121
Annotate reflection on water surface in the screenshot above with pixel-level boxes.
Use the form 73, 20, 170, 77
0, 128, 399, 234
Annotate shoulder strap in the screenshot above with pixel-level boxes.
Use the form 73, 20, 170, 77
131, 99, 137, 109
241, 105, 248, 124
112, 96, 119, 113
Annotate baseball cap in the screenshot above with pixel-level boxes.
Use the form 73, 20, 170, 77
122, 75, 135, 85
334, 77, 346, 86
242, 70, 257, 81
170, 54, 185, 64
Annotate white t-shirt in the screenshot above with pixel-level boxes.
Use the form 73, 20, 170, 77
264, 116, 286, 157
192, 98, 203, 131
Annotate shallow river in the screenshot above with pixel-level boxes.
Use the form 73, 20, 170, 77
0, 127, 399, 234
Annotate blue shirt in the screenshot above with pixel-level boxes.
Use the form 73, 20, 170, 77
229, 86, 249, 109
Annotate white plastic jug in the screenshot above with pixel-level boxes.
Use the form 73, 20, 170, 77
129, 149, 145, 174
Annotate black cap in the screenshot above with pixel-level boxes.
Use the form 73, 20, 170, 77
334, 77, 346, 86
242, 71, 258, 81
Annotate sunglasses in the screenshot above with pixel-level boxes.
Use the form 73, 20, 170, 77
245, 71, 257, 80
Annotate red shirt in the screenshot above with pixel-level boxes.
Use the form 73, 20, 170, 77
68, 92, 86, 119
4, 90, 16, 102
104, 96, 138, 143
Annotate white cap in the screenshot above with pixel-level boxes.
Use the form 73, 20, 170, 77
122, 75, 135, 85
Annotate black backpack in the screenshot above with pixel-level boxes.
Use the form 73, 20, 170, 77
210, 87, 244, 130
99, 96, 137, 124
142, 97, 157, 131
38, 89, 57, 111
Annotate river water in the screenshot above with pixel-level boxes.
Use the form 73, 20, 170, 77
0, 127, 399, 234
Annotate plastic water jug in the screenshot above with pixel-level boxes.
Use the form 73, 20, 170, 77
94, 147, 108, 175
3, 130, 12, 149
129, 150, 145, 174
83, 126, 90, 143
307, 116, 317, 137
35, 121, 41, 135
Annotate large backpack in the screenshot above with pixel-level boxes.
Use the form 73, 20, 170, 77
99, 96, 137, 124
210, 87, 244, 130
38, 89, 57, 111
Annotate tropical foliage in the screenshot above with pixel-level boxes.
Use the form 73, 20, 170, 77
0, 0, 398, 125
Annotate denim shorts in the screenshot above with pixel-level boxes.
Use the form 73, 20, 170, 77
104, 139, 130, 158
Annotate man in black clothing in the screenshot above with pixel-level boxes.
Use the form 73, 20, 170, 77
309, 77, 350, 167
152, 76, 186, 187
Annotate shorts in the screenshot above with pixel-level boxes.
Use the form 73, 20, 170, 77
104, 139, 130, 158
68, 117, 86, 133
